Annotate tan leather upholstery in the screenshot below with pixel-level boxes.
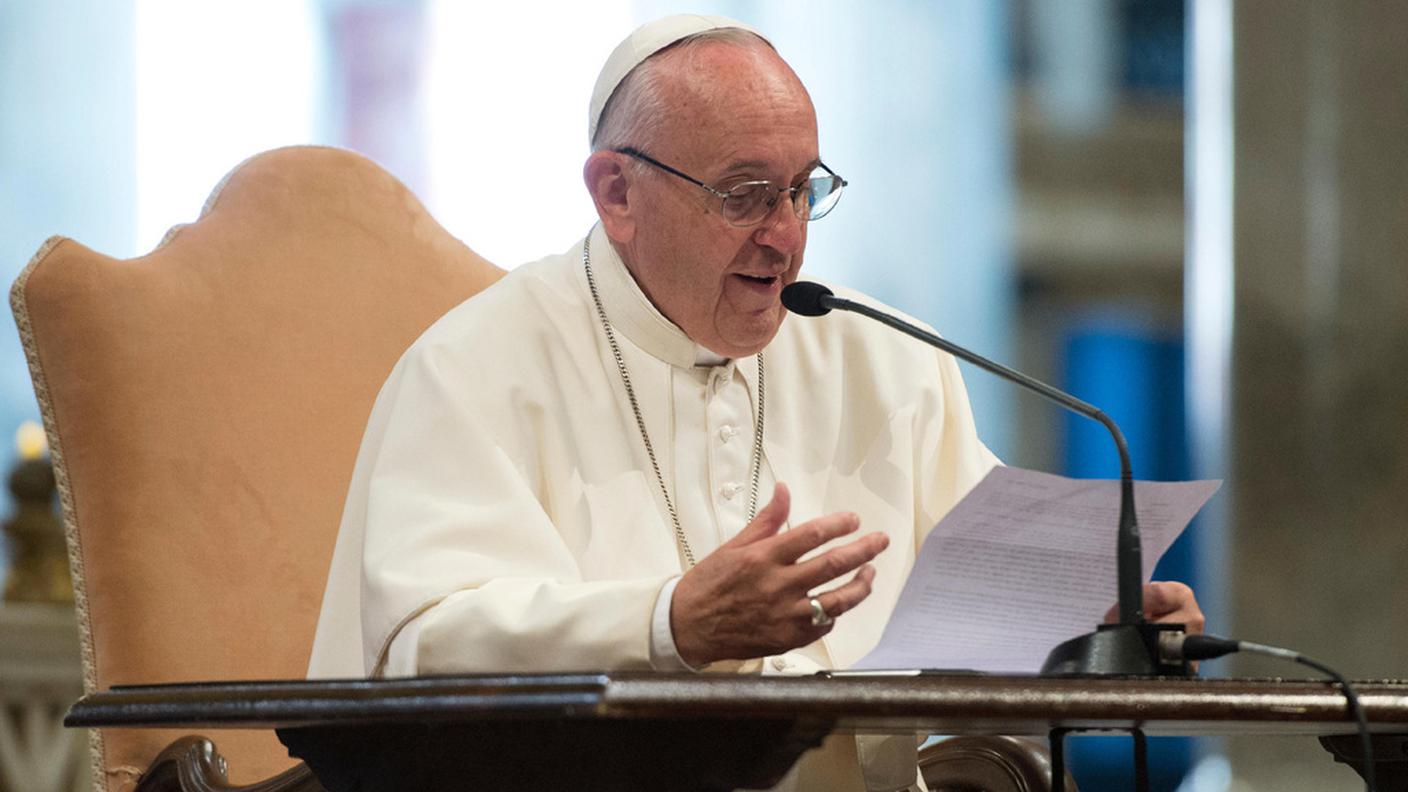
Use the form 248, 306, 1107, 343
11, 146, 505, 791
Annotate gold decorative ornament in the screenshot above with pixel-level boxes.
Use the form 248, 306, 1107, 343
2, 420, 71, 603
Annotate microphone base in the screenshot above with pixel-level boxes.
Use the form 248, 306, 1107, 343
1040, 623, 1193, 677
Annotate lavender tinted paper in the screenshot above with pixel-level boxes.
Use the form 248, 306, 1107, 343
852, 467, 1220, 673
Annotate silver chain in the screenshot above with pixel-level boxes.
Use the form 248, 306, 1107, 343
581, 236, 765, 568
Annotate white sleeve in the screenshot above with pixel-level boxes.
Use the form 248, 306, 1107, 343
648, 575, 698, 672
354, 341, 674, 676
382, 616, 422, 677
384, 574, 696, 676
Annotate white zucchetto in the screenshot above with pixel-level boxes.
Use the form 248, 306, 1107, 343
587, 13, 767, 145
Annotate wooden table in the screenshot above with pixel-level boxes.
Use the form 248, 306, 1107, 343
67, 673, 1408, 791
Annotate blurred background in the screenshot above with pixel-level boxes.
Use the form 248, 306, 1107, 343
0, 1, 1403, 790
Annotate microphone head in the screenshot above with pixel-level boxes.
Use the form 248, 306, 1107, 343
781, 281, 835, 316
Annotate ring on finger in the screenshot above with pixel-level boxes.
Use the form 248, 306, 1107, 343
808, 596, 833, 627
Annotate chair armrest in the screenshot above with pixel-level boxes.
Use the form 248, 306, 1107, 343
919, 735, 1077, 792
133, 737, 326, 792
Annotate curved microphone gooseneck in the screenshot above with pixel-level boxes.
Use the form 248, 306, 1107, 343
781, 281, 1165, 675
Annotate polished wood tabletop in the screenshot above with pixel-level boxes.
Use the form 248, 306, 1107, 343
66, 672, 1408, 736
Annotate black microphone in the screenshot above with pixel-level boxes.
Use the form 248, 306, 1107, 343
779, 281, 837, 316
782, 281, 1185, 676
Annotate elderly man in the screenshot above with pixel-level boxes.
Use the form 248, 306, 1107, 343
310, 14, 1202, 792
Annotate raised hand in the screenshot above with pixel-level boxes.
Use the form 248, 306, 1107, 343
670, 482, 889, 668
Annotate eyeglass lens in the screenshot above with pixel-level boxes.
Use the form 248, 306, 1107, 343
722, 174, 844, 226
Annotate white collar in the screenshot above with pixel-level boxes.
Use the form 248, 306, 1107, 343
589, 224, 731, 370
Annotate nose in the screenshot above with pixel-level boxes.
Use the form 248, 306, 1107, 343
751, 194, 805, 256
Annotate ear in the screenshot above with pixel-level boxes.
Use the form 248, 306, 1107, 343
584, 151, 636, 244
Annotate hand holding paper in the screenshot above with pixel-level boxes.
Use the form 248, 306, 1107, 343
853, 467, 1220, 673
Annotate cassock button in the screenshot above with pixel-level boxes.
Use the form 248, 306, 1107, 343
770, 656, 789, 671
720, 482, 741, 500
711, 369, 728, 395
718, 425, 737, 443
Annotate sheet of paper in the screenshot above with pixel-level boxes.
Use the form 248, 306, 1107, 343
853, 467, 1220, 673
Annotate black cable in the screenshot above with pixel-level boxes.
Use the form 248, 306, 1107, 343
1291, 652, 1377, 792
1177, 635, 1377, 792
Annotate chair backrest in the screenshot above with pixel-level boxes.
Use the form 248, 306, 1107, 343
10, 146, 505, 791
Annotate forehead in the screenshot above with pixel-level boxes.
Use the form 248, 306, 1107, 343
650, 41, 819, 174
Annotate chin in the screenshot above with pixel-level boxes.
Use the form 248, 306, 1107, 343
720, 315, 784, 357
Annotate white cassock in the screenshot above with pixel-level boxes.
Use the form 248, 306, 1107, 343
309, 224, 999, 791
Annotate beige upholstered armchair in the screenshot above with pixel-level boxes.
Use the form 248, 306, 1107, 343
11, 146, 503, 791
11, 146, 1072, 792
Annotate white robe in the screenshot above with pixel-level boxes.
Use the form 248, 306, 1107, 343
309, 224, 999, 790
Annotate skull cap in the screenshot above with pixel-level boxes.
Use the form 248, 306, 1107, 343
588, 14, 767, 145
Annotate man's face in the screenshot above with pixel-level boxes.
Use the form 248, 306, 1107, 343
614, 42, 820, 358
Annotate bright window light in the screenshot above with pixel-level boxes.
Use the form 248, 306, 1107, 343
135, 0, 319, 253
1187, 0, 1234, 476
424, 1, 631, 268
1185, 0, 1234, 663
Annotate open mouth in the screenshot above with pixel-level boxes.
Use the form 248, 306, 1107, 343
736, 274, 779, 286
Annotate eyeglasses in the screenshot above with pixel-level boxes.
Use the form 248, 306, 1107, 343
615, 147, 847, 227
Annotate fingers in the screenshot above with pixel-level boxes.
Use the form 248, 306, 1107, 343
1145, 581, 1205, 634
787, 530, 889, 590
768, 510, 862, 563
1103, 582, 1206, 634
728, 482, 790, 546
1143, 580, 1191, 615
804, 564, 878, 626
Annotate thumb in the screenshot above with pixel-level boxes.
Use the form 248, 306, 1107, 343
1102, 602, 1119, 625
729, 482, 790, 546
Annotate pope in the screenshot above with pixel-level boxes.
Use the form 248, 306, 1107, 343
310, 14, 1203, 791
